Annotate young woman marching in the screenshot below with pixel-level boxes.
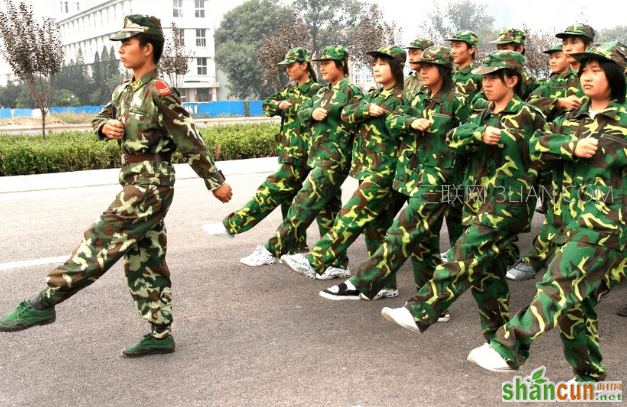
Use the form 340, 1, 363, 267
468, 42, 627, 382
318, 46, 470, 303
239, 46, 362, 270
379, 51, 548, 343
204, 47, 330, 255
281, 46, 407, 285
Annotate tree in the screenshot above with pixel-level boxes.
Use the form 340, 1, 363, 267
0, 81, 25, 108
255, 10, 313, 90
160, 21, 191, 90
523, 26, 557, 80
0, 1, 63, 139
420, 0, 495, 42
597, 26, 627, 43
350, 4, 401, 66
214, 0, 292, 99
293, 0, 364, 55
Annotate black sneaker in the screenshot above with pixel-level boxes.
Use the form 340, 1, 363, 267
319, 281, 361, 300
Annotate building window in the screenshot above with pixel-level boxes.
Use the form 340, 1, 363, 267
195, 29, 206, 47
197, 57, 207, 75
173, 0, 183, 17
180, 88, 187, 102
76, 2, 79, 11
195, 0, 205, 18
197, 88, 211, 102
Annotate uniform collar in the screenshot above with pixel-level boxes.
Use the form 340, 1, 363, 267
489, 94, 523, 115
131, 69, 159, 91
457, 62, 475, 74
422, 87, 446, 103
297, 78, 316, 93
378, 84, 402, 98
573, 99, 624, 121
328, 76, 350, 91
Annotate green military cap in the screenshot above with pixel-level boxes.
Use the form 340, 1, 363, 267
278, 47, 311, 65
419, 45, 454, 69
569, 41, 627, 71
110, 14, 163, 40
472, 50, 525, 75
490, 28, 526, 45
543, 44, 563, 54
367, 45, 407, 65
312, 45, 349, 61
555, 23, 595, 41
446, 30, 478, 47
406, 38, 434, 50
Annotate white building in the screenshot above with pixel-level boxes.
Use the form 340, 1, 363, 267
0, 0, 221, 102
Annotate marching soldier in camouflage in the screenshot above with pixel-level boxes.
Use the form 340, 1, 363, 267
468, 42, 627, 379
240, 45, 362, 270
380, 51, 548, 342
472, 29, 540, 109
404, 38, 434, 100
203, 47, 331, 254
282, 46, 407, 287
319, 46, 470, 303
507, 24, 596, 282
447, 30, 483, 102
0, 15, 232, 357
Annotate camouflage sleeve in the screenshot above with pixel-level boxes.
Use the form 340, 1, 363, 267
263, 85, 291, 118
385, 101, 414, 137
159, 93, 226, 190
297, 93, 317, 124
454, 94, 471, 124
530, 116, 579, 164
526, 82, 556, 118
341, 94, 371, 124
92, 101, 116, 140
446, 114, 485, 154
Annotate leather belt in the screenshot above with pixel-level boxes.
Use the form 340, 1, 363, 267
120, 153, 172, 165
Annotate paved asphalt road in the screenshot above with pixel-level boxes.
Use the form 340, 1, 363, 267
0, 164, 624, 406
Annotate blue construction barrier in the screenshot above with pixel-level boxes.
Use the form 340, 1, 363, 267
249, 100, 263, 115
5, 101, 264, 119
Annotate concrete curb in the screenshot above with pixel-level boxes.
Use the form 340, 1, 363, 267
0, 156, 279, 194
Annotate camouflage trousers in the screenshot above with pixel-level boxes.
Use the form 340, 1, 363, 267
265, 163, 346, 267
522, 215, 558, 272
351, 197, 448, 298
558, 254, 626, 382
490, 241, 621, 370
223, 162, 324, 253
306, 180, 406, 282
405, 220, 519, 342
40, 184, 174, 339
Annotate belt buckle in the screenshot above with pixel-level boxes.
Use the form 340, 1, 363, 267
120, 154, 127, 165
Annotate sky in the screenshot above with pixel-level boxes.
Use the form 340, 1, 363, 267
219, 0, 621, 46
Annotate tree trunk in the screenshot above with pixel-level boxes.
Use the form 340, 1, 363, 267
40, 108, 46, 140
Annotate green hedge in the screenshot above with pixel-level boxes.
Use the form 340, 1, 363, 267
0, 123, 279, 176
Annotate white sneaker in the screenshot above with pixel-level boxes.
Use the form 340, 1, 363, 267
438, 312, 451, 322
281, 253, 316, 280
381, 307, 421, 333
467, 343, 513, 372
202, 221, 234, 238
240, 244, 276, 267
319, 280, 361, 300
359, 288, 399, 300
440, 251, 449, 262
317, 265, 351, 280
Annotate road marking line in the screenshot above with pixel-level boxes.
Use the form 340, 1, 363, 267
0, 256, 68, 271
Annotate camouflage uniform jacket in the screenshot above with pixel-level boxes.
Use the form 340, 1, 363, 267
471, 69, 540, 110
263, 78, 322, 166
453, 63, 483, 103
298, 76, 363, 169
387, 87, 470, 198
92, 69, 225, 190
447, 95, 547, 231
341, 84, 405, 187
527, 68, 583, 121
404, 73, 424, 100
530, 99, 627, 250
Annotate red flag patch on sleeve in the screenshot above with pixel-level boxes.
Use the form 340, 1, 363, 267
154, 81, 172, 96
